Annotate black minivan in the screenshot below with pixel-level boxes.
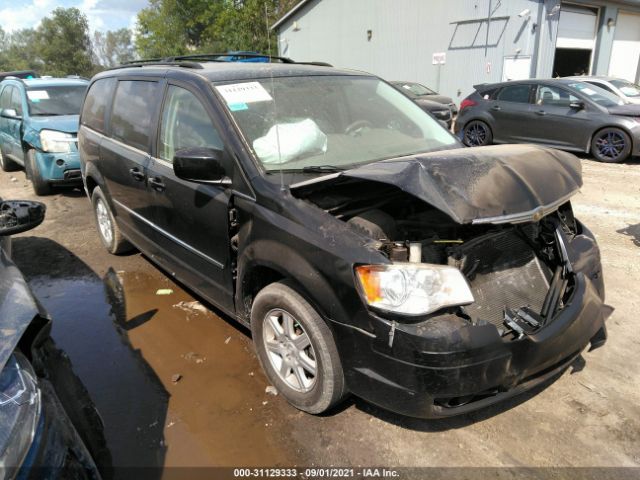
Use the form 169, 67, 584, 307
78, 58, 610, 418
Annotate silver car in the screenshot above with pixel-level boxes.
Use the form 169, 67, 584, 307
455, 79, 640, 163
565, 76, 640, 105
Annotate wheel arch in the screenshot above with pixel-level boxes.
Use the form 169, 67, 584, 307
236, 240, 346, 330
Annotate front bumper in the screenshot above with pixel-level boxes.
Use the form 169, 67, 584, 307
335, 274, 609, 418
34, 150, 81, 185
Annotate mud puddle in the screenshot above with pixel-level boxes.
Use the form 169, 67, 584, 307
26, 267, 296, 470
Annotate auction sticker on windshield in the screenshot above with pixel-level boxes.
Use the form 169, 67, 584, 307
27, 90, 49, 100
216, 82, 273, 105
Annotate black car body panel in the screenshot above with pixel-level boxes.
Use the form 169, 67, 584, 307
79, 63, 610, 418
291, 144, 582, 225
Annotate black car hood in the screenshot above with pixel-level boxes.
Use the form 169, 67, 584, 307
291, 144, 582, 225
608, 104, 640, 116
0, 248, 43, 371
415, 98, 449, 111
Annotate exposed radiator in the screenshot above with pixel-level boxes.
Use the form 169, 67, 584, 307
450, 228, 551, 327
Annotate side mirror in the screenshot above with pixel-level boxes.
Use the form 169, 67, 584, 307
173, 147, 232, 185
0, 200, 46, 236
569, 101, 585, 110
0, 108, 21, 120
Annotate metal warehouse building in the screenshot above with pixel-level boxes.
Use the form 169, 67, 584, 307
272, 0, 640, 103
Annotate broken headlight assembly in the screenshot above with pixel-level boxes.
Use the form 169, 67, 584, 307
0, 352, 41, 475
355, 264, 474, 316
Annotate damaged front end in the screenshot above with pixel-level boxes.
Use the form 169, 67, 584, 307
291, 144, 611, 417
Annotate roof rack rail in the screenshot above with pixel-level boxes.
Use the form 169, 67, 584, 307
168, 52, 296, 63
108, 60, 204, 71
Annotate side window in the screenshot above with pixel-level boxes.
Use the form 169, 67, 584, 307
0, 87, 12, 110
10, 87, 23, 115
159, 85, 223, 163
82, 78, 116, 133
496, 85, 531, 103
535, 85, 579, 107
111, 80, 159, 152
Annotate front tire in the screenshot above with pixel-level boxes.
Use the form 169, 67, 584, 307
26, 149, 52, 195
251, 281, 347, 414
463, 120, 493, 147
91, 186, 132, 254
591, 128, 631, 163
0, 145, 19, 172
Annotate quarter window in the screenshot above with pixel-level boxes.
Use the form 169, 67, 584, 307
159, 85, 223, 163
497, 85, 531, 103
81, 78, 116, 133
111, 80, 159, 152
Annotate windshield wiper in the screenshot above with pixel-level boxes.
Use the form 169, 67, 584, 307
300, 165, 345, 173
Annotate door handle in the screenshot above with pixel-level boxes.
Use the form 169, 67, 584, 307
491, 105, 501, 111
129, 168, 145, 181
148, 177, 166, 192
535, 110, 546, 116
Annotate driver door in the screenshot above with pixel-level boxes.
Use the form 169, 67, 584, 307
147, 83, 235, 312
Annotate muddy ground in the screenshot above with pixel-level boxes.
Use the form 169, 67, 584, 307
1, 155, 639, 473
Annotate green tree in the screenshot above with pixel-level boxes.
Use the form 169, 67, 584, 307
35, 7, 93, 76
0, 28, 41, 72
93, 29, 136, 68
134, 0, 298, 59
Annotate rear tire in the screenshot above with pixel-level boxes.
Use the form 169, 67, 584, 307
26, 149, 52, 196
0, 145, 19, 172
251, 281, 347, 415
91, 186, 133, 254
463, 120, 493, 147
591, 128, 631, 163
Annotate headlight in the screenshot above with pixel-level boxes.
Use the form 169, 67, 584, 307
0, 352, 41, 474
39, 130, 75, 153
355, 264, 474, 315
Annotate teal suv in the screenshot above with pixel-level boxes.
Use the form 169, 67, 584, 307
0, 77, 88, 195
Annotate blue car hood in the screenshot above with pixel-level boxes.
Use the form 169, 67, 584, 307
26, 115, 79, 134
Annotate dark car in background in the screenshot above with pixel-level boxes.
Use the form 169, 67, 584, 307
0, 199, 108, 478
391, 81, 458, 115
79, 58, 608, 419
0, 77, 88, 194
455, 79, 640, 163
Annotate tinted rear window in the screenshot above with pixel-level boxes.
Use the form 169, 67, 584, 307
111, 80, 159, 151
82, 78, 116, 133
497, 85, 531, 103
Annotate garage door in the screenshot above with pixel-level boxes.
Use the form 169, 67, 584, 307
608, 11, 640, 83
553, 4, 598, 76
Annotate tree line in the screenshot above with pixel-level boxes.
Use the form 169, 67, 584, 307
0, 1, 298, 78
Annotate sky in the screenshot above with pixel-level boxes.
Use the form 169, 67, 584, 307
0, 0, 149, 33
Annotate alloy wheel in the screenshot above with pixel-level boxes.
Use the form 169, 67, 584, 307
95, 198, 113, 245
595, 131, 626, 161
464, 121, 488, 146
262, 308, 317, 393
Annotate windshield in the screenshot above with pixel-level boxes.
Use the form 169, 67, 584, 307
215, 76, 458, 172
395, 82, 436, 96
27, 85, 87, 116
610, 79, 640, 98
567, 81, 625, 107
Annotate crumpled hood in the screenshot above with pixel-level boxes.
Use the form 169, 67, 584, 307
26, 114, 79, 134
424, 94, 454, 106
0, 249, 42, 372
291, 144, 582, 224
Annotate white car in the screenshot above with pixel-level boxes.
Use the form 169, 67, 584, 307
566, 76, 640, 105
